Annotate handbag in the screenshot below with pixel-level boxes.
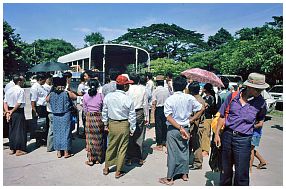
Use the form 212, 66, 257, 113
35, 117, 47, 133
209, 139, 222, 172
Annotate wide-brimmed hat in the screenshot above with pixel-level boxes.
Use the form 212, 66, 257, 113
243, 73, 269, 89
155, 75, 165, 81
116, 75, 134, 85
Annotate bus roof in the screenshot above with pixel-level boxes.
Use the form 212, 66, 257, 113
57, 43, 150, 66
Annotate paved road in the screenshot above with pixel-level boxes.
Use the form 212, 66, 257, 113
3, 114, 283, 186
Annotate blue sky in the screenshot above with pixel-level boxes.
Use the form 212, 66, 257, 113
3, 3, 283, 48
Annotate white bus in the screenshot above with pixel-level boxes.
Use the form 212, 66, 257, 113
57, 43, 150, 83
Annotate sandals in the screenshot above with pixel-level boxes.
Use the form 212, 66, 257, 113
257, 162, 267, 169
85, 161, 94, 166
64, 151, 73, 158
138, 159, 145, 165
115, 171, 126, 179
159, 177, 174, 185
15, 150, 27, 156
57, 151, 62, 158
182, 174, 189, 181
103, 168, 109, 175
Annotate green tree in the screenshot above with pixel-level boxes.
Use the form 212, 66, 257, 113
84, 32, 105, 47
113, 23, 208, 61
207, 28, 233, 49
150, 58, 190, 76
3, 21, 30, 74
31, 39, 76, 64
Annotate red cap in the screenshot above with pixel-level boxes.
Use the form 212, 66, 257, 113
116, 75, 134, 85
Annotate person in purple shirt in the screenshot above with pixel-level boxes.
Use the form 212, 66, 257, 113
83, 79, 104, 166
214, 73, 268, 186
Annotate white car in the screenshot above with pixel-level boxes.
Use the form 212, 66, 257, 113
219, 75, 243, 91
268, 85, 283, 103
261, 90, 277, 113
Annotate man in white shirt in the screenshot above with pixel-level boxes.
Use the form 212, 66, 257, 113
4, 77, 15, 94
159, 76, 204, 185
102, 74, 136, 179
4, 74, 27, 156
126, 73, 149, 165
30, 73, 48, 147
43, 74, 54, 152
145, 72, 155, 127
152, 75, 170, 151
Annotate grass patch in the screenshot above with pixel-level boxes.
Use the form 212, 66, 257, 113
269, 110, 283, 117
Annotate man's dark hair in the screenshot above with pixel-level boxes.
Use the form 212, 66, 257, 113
173, 76, 187, 92
139, 74, 147, 85
156, 80, 164, 87
109, 68, 121, 81
85, 70, 94, 78
188, 81, 200, 95
146, 72, 153, 80
220, 77, 229, 90
36, 73, 47, 81
80, 72, 85, 82
63, 72, 72, 79
129, 73, 139, 84
53, 77, 66, 87
166, 71, 173, 79
13, 74, 23, 84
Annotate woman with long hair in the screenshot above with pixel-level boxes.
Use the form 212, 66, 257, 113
83, 79, 104, 165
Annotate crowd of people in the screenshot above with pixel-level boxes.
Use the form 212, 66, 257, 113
3, 69, 269, 185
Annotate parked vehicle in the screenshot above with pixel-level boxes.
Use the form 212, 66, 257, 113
268, 85, 283, 103
268, 85, 283, 110
219, 75, 243, 91
261, 90, 277, 113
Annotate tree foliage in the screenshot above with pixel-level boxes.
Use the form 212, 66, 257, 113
211, 16, 282, 83
150, 58, 190, 76
3, 21, 30, 74
84, 32, 105, 47
207, 28, 233, 49
3, 21, 76, 75
113, 23, 208, 61
31, 39, 76, 64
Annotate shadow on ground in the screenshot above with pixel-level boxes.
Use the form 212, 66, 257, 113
271, 124, 283, 131
71, 136, 86, 155
205, 171, 220, 186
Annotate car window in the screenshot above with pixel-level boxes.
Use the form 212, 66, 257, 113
269, 86, 283, 93
227, 77, 242, 82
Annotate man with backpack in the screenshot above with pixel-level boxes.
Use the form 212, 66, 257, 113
214, 73, 268, 186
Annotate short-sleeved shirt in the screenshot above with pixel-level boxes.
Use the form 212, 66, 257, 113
4, 80, 15, 94
83, 92, 104, 113
164, 91, 202, 126
219, 90, 267, 135
43, 83, 52, 112
152, 86, 170, 107
30, 82, 48, 106
4, 85, 25, 108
